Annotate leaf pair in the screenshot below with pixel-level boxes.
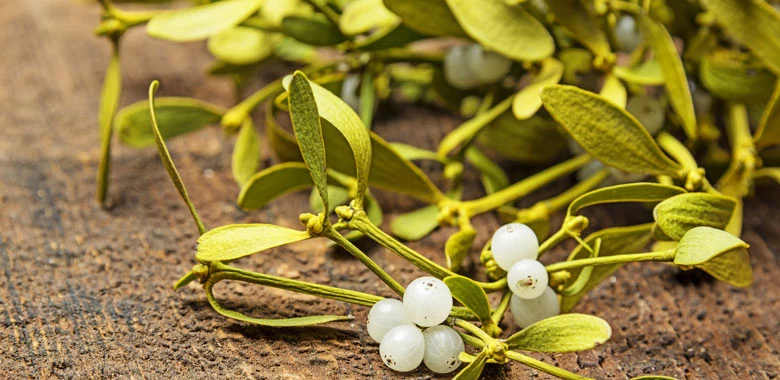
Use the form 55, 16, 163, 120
674, 227, 753, 287
147, 0, 263, 41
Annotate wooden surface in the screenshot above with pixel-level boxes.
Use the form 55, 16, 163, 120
1, 1, 779, 379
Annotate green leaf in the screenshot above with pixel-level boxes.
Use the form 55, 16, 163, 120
477, 112, 566, 164
311, 185, 351, 214
446, 0, 553, 61
541, 85, 684, 177
452, 351, 488, 380
281, 15, 346, 46
560, 224, 654, 313
513, 58, 564, 120
232, 118, 261, 186
438, 96, 513, 157
700, 49, 776, 104
389, 143, 443, 162
444, 228, 476, 272
354, 24, 424, 51
702, 0, 780, 75
567, 182, 686, 217
266, 103, 304, 162
148, 81, 206, 235
754, 80, 780, 149
674, 226, 752, 287
383, 0, 468, 38
207, 26, 276, 65
546, 0, 611, 58
359, 70, 375, 129
612, 59, 665, 86
637, 13, 697, 140
653, 193, 737, 241
97, 44, 121, 206
339, 0, 399, 35
599, 74, 626, 109
289, 72, 330, 214
147, 0, 263, 41
444, 276, 492, 324
390, 205, 440, 241
465, 147, 509, 194
116, 97, 224, 148
237, 163, 318, 210
204, 282, 352, 326
505, 314, 612, 353
196, 224, 312, 262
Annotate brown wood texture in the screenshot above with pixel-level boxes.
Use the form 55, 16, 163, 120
1, 1, 779, 379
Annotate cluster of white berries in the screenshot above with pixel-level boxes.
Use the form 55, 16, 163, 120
367, 277, 464, 373
491, 223, 560, 328
444, 44, 512, 90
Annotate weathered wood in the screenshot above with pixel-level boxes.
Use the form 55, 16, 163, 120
0, 1, 778, 379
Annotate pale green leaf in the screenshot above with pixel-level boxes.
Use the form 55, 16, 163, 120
148, 82, 206, 234
694, 246, 753, 288
505, 314, 612, 352
567, 182, 686, 217
339, 0, 399, 35
444, 276, 491, 324
674, 226, 752, 287
754, 80, 780, 148
196, 224, 311, 262
232, 118, 261, 186
513, 58, 564, 120
541, 85, 684, 177
97, 45, 121, 205
477, 113, 566, 164
452, 351, 488, 380
560, 224, 654, 313
383, 0, 468, 38
282, 15, 346, 46
389, 143, 443, 162
310, 185, 350, 214
266, 102, 304, 162
354, 24, 424, 51
700, 49, 776, 104
116, 97, 224, 148
465, 147, 508, 194
444, 228, 476, 273
546, 0, 611, 58
289, 72, 330, 214
653, 193, 736, 241
637, 14, 697, 139
612, 59, 665, 86
208, 26, 276, 65
702, 0, 780, 75
147, 0, 263, 41
445, 0, 554, 61
390, 205, 440, 241
599, 74, 626, 109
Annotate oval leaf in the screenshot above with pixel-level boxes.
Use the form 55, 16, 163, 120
674, 226, 748, 266
568, 183, 686, 217
196, 224, 312, 262
599, 73, 627, 109
700, 49, 776, 104
445, 228, 476, 273
477, 113, 566, 164
541, 85, 683, 177
513, 58, 564, 120
232, 118, 261, 186
238, 163, 315, 210
452, 351, 488, 380
208, 26, 275, 65
116, 97, 224, 148
754, 80, 780, 149
147, 0, 263, 41
653, 193, 736, 241
281, 15, 346, 46
546, 0, 611, 58
444, 276, 492, 324
390, 205, 440, 241
612, 59, 665, 86
445, 0, 554, 61
339, 0, 399, 35
505, 314, 612, 353
383, 0, 468, 38
637, 13, 697, 139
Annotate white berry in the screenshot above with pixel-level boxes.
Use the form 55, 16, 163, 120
465, 44, 512, 84
367, 299, 413, 342
507, 259, 548, 299
422, 325, 464, 374
626, 95, 665, 136
490, 223, 539, 271
379, 324, 425, 372
510, 286, 560, 328
444, 46, 481, 90
403, 277, 453, 327
614, 15, 642, 52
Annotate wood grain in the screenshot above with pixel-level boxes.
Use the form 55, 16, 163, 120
0, 1, 778, 379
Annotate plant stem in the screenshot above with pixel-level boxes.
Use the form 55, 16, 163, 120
538, 227, 570, 257
657, 132, 698, 170
476, 277, 507, 293
545, 249, 676, 273
546, 169, 610, 211
506, 351, 592, 380
491, 290, 512, 325
462, 155, 592, 217
325, 229, 406, 296
349, 213, 456, 279
454, 319, 494, 343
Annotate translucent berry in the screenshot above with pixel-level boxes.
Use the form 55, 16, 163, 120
465, 44, 512, 84
507, 259, 548, 299
379, 324, 425, 372
422, 325, 464, 374
614, 15, 642, 52
367, 299, 413, 342
444, 46, 481, 90
510, 286, 560, 328
403, 277, 453, 327
626, 95, 665, 136
490, 223, 539, 271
